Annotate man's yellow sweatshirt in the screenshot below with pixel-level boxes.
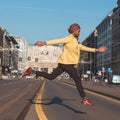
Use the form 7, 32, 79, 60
46, 34, 96, 65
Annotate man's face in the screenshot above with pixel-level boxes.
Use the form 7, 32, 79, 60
72, 29, 80, 38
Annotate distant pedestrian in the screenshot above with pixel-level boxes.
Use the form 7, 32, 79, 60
22, 23, 107, 106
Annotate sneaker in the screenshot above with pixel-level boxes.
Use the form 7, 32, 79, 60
21, 67, 33, 78
81, 98, 95, 106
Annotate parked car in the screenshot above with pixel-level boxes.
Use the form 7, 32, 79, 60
25, 75, 34, 79
112, 75, 120, 84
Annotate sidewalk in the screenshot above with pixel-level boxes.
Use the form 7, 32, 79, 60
61, 79, 120, 100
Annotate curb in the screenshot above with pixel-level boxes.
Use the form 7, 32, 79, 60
84, 87, 120, 101
61, 80, 120, 101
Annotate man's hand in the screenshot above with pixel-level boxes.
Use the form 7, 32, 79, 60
96, 46, 108, 52
35, 41, 47, 46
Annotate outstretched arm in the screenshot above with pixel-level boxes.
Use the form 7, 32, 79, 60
95, 46, 107, 52
35, 36, 73, 47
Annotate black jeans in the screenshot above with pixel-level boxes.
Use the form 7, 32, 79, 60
35, 63, 86, 98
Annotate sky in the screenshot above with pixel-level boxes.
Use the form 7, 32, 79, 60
0, 0, 117, 45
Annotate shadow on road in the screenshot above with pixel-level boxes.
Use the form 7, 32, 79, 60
31, 97, 86, 114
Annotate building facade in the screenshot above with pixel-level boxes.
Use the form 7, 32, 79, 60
81, 30, 97, 76
26, 45, 62, 73
15, 37, 27, 73
96, 11, 113, 72
0, 27, 10, 75
0, 27, 19, 76
112, 1, 120, 75
81, 0, 120, 76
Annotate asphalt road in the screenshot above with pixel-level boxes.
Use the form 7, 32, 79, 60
0, 78, 43, 120
0, 78, 120, 120
35, 80, 120, 120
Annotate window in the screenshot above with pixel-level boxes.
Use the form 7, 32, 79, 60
27, 56, 31, 61
35, 58, 38, 62
19, 57, 22, 62
119, 21, 120, 25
